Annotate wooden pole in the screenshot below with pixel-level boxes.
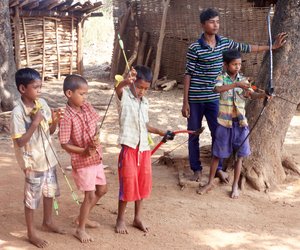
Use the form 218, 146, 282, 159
77, 19, 83, 75
145, 46, 153, 67
152, 0, 170, 88
55, 20, 61, 79
70, 17, 74, 74
22, 17, 30, 67
42, 17, 46, 81
137, 32, 148, 65
13, 7, 21, 69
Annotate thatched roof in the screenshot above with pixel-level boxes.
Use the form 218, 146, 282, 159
9, 0, 102, 17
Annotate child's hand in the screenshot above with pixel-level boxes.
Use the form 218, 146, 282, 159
83, 145, 97, 156
164, 130, 175, 141
92, 135, 100, 147
51, 108, 64, 124
236, 80, 250, 89
125, 67, 137, 85
31, 110, 44, 125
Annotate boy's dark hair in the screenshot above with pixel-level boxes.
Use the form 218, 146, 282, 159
200, 8, 219, 24
15, 68, 41, 91
63, 74, 87, 94
223, 49, 241, 64
135, 65, 153, 83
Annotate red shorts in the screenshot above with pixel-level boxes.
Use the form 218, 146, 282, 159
118, 145, 152, 202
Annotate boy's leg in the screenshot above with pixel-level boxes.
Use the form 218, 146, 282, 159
231, 158, 243, 199
204, 100, 229, 183
188, 102, 204, 181
197, 156, 220, 195
133, 199, 148, 232
75, 191, 95, 243
115, 200, 128, 234
25, 206, 48, 248
42, 197, 65, 234
75, 171, 107, 228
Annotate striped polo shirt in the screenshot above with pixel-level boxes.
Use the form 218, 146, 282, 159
185, 34, 251, 103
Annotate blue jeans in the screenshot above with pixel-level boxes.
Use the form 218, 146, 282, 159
187, 101, 222, 172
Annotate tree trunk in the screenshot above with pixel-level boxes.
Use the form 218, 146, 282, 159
0, 0, 18, 112
243, 0, 300, 191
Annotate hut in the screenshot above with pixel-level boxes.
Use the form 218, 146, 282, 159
111, 0, 277, 85
9, 0, 103, 80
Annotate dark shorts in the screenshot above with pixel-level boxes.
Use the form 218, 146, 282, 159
213, 122, 251, 159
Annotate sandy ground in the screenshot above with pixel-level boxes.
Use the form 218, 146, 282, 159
0, 80, 299, 250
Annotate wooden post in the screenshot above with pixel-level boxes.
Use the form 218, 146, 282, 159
145, 46, 153, 67
55, 20, 61, 79
70, 17, 74, 74
77, 18, 83, 75
22, 17, 30, 67
137, 32, 148, 65
42, 17, 46, 81
13, 7, 21, 69
152, 0, 170, 88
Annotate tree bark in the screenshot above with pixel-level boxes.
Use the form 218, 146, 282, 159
243, 0, 300, 191
0, 0, 18, 112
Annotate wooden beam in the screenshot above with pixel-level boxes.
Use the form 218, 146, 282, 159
90, 12, 103, 17
70, 16, 74, 74
47, 0, 64, 10
27, 1, 39, 9
152, 0, 170, 88
42, 17, 46, 81
38, 0, 58, 9
9, 0, 20, 8
19, 0, 36, 8
22, 17, 30, 67
77, 19, 83, 75
9, 8, 81, 18
55, 20, 61, 79
13, 7, 21, 69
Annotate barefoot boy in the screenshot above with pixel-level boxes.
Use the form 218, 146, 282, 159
198, 49, 269, 198
59, 75, 107, 243
115, 65, 169, 234
11, 68, 64, 248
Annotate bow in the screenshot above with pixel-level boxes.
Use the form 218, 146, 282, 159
151, 127, 205, 155
234, 7, 274, 160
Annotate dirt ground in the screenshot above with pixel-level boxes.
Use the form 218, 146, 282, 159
0, 80, 299, 250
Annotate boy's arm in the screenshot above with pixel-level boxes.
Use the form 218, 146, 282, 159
250, 32, 287, 52
249, 91, 269, 100
15, 111, 44, 147
181, 74, 191, 118
214, 81, 250, 93
115, 68, 137, 100
61, 143, 88, 155
146, 124, 165, 136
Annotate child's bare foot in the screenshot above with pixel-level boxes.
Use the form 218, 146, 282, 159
190, 170, 202, 182
28, 234, 48, 248
74, 217, 100, 228
115, 219, 128, 234
197, 183, 214, 195
74, 228, 94, 243
216, 170, 229, 183
231, 184, 240, 199
41, 222, 66, 234
133, 218, 149, 233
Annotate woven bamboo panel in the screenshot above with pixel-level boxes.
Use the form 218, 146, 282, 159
112, 0, 271, 82
11, 17, 78, 78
